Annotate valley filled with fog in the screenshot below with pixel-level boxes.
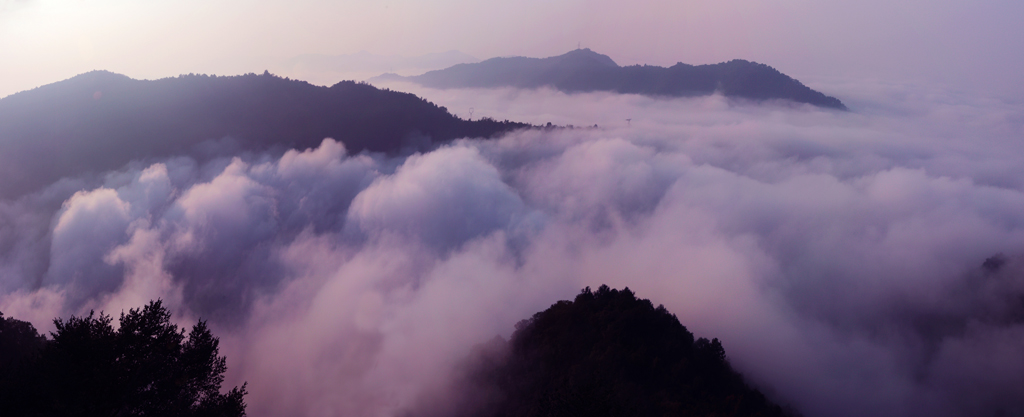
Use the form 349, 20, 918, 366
3, 78, 1024, 416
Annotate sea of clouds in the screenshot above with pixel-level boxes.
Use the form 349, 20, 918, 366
2, 79, 1024, 417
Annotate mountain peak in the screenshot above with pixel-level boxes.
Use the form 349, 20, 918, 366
393, 49, 845, 109
550, 48, 619, 68
0, 71, 530, 198
71, 70, 132, 80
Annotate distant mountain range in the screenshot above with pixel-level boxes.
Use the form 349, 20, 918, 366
0, 71, 528, 199
280, 50, 480, 87
375, 49, 846, 109
285, 50, 479, 76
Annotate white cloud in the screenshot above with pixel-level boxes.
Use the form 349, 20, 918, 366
1, 81, 1024, 416
346, 145, 532, 249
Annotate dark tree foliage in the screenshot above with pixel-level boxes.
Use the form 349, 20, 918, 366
0, 312, 47, 370
0, 300, 246, 417
392, 48, 846, 110
0, 312, 48, 409
0, 71, 531, 198
416, 285, 791, 417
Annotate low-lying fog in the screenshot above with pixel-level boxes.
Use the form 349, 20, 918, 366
3, 79, 1024, 417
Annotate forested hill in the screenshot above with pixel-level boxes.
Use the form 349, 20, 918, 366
0, 71, 529, 199
379, 48, 846, 110
1, 288, 793, 416
411, 285, 793, 417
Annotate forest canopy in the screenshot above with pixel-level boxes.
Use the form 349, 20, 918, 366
0, 287, 794, 417
0, 300, 246, 417
409, 285, 793, 417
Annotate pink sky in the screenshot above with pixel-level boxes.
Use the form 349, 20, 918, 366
1, 0, 1022, 99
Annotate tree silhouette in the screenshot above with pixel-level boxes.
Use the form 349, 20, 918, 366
0, 312, 48, 413
411, 285, 792, 417
0, 300, 246, 417
0, 311, 46, 369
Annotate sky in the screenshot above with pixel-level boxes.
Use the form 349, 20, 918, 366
2, 0, 1024, 99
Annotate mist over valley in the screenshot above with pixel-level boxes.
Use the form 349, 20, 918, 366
2, 29, 1024, 417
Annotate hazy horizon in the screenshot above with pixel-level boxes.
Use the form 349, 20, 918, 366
3, 0, 1024, 100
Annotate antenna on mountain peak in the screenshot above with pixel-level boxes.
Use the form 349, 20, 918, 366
626, 118, 632, 127
469, 107, 475, 121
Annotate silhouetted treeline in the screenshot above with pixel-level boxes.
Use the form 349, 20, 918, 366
411, 285, 792, 417
0, 300, 246, 417
0, 71, 530, 198
381, 48, 846, 110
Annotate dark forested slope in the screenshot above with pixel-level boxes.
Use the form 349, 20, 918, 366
380, 48, 845, 110
0, 301, 246, 417
0, 71, 528, 198
411, 285, 791, 417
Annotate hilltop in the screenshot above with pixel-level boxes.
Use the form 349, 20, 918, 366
410, 286, 792, 417
0, 71, 528, 198
376, 49, 846, 109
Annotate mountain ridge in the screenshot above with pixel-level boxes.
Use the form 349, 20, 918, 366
284, 50, 479, 74
0, 70, 529, 199
376, 49, 846, 109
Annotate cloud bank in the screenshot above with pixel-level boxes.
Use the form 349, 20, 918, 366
2, 81, 1024, 417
